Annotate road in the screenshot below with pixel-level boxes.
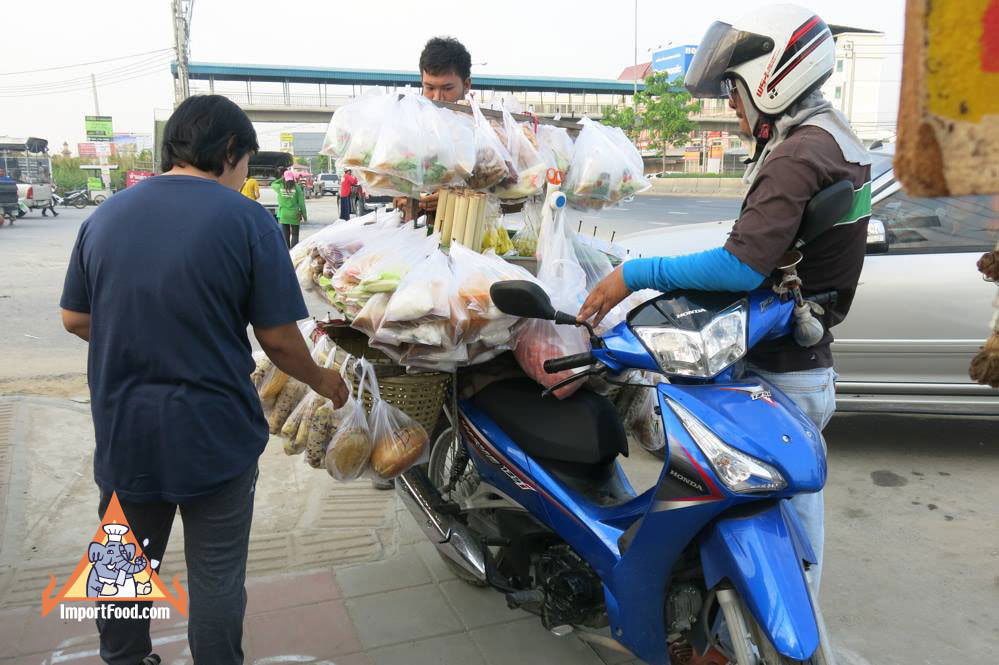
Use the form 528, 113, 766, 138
0, 194, 995, 664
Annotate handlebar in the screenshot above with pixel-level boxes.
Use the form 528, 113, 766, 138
804, 290, 838, 308
543, 352, 595, 374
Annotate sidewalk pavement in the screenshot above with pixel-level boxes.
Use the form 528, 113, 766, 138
0, 396, 640, 665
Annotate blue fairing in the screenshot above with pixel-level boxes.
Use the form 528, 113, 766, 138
699, 501, 820, 661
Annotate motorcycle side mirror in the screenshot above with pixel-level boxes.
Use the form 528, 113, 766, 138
490, 280, 556, 320
795, 179, 854, 247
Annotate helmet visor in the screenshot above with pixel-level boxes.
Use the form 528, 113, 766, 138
685, 21, 774, 98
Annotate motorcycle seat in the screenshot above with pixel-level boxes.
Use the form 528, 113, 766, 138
471, 378, 628, 466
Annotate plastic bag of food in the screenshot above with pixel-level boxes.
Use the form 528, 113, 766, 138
267, 377, 309, 434
491, 105, 546, 200
303, 356, 355, 468
321, 93, 394, 168
450, 243, 538, 347
368, 94, 427, 189
367, 371, 430, 479
538, 124, 574, 173
420, 103, 475, 190
512, 199, 542, 257
564, 118, 651, 210
512, 205, 590, 399
324, 360, 375, 481
280, 336, 336, 448
251, 351, 271, 390
466, 96, 515, 191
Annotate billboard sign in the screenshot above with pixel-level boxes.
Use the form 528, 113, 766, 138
651, 45, 698, 80
85, 116, 113, 141
126, 170, 154, 187
87, 176, 103, 191
279, 132, 294, 154
78, 143, 97, 158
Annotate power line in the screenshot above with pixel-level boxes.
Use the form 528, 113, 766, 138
0, 54, 173, 94
0, 47, 173, 76
0, 64, 172, 98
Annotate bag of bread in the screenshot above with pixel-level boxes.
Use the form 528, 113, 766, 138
305, 357, 356, 468
367, 370, 430, 479
324, 359, 375, 481
281, 336, 337, 452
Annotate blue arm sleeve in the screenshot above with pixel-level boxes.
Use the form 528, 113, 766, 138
621, 247, 767, 293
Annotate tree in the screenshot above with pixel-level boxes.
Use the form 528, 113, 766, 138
636, 72, 702, 173
601, 106, 641, 142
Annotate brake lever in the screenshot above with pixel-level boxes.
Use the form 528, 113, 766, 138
541, 364, 606, 398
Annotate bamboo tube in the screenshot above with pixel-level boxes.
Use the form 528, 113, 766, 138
451, 193, 470, 247
440, 189, 457, 246
433, 188, 449, 236
463, 194, 481, 249
472, 193, 489, 252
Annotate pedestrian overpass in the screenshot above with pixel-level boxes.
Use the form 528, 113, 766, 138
174, 62, 739, 132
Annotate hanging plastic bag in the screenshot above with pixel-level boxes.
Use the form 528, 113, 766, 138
367, 371, 430, 479
322, 93, 395, 169
512, 205, 590, 399
368, 94, 427, 190
303, 355, 355, 468
450, 243, 537, 348
466, 96, 515, 191
491, 105, 546, 200
563, 118, 651, 210
280, 335, 336, 448
538, 124, 574, 173
267, 378, 309, 434
376, 250, 453, 347
513, 199, 542, 257
324, 360, 376, 481
419, 103, 475, 190
251, 351, 272, 390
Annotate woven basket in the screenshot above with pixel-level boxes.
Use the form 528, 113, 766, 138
329, 343, 450, 436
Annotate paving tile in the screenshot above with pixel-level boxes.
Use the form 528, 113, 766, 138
16, 609, 103, 657
247, 569, 342, 615
438, 579, 527, 630
586, 641, 636, 665
470, 618, 604, 665
367, 633, 487, 665
395, 509, 427, 546
0, 606, 31, 657
331, 654, 374, 665
296, 529, 382, 568
345, 584, 462, 650
334, 552, 432, 598
245, 599, 362, 661
413, 541, 457, 584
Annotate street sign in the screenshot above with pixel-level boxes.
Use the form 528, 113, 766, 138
87, 176, 103, 191
85, 116, 113, 141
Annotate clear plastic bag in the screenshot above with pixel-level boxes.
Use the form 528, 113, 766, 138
305, 357, 357, 469
368, 94, 427, 190
267, 377, 309, 434
324, 359, 375, 481
367, 370, 430, 479
512, 205, 591, 399
280, 335, 336, 451
420, 103, 475, 190
466, 96, 515, 191
322, 93, 395, 168
563, 118, 651, 210
450, 243, 537, 348
251, 351, 272, 390
491, 105, 546, 200
513, 199, 542, 257
538, 124, 574, 173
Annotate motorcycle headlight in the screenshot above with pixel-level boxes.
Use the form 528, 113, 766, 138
633, 303, 747, 378
667, 398, 786, 494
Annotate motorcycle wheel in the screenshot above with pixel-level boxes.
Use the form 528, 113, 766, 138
73, 198, 87, 209
427, 426, 489, 587
93, 195, 106, 205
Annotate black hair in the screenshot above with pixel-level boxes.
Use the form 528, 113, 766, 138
419, 36, 471, 82
160, 95, 259, 175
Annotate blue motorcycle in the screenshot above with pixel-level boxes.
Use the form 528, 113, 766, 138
398, 183, 855, 665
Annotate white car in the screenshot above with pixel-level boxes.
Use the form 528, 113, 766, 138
616, 147, 999, 416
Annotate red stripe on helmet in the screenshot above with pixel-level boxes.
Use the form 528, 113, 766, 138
767, 31, 831, 92
788, 15, 821, 47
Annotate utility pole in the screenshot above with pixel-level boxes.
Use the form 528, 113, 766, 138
172, 0, 192, 104
90, 73, 101, 115
633, 0, 638, 106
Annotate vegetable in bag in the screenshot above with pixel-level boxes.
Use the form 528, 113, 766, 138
491, 105, 546, 200
564, 118, 651, 210
466, 97, 515, 191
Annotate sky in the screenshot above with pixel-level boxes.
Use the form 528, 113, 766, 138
1, 0, 905, 153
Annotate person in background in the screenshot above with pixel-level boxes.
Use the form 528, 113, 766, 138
59, 95, 348, 665
272, 169, 307, 248
339, 168, 359, 220
240, 174, 260, 201
393, 36, 474, 220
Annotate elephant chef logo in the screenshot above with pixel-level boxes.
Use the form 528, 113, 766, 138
40, 492, 187, 616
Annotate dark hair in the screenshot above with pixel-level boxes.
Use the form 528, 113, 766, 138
419, 37, 471, 82
160, 95, 259, 175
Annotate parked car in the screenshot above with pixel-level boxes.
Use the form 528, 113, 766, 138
615, 146, 999, 416
315, 172, 339, 197
1, 136, 54, 215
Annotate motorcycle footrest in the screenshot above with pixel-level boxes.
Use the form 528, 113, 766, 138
505, 589, 544, 610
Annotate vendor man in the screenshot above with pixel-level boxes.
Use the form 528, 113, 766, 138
394, 36, 473, 218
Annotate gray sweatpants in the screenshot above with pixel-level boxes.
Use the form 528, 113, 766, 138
95, 463, 258, 665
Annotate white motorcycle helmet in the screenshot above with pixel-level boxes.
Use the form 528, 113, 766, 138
686, 4, 835, 150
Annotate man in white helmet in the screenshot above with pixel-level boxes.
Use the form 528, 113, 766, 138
580, 4, 872, 595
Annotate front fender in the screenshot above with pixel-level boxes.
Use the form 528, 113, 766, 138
700, 501, 819, 661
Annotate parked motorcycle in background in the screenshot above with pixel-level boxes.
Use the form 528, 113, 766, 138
398, 186, 854, 665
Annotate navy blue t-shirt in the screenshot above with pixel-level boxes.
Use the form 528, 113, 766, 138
60, 175, 308, 502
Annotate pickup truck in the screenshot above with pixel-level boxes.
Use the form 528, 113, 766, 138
17, 182, 53, 212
